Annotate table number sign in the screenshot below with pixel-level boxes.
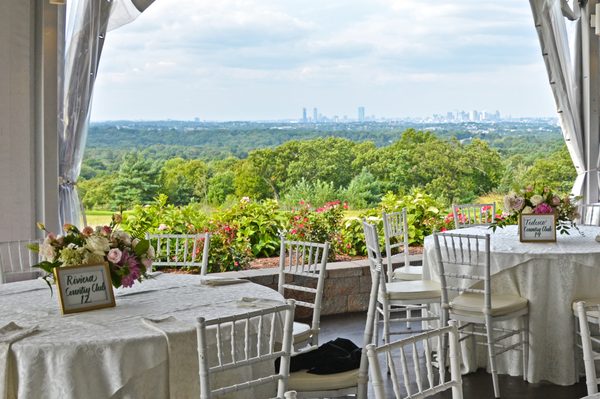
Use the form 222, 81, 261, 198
519, 213, 556, 242
54, 263, 116, 314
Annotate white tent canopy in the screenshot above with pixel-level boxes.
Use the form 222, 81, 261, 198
530, 0, 600, 203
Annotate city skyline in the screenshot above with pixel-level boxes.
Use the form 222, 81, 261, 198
90, 0, 557, 121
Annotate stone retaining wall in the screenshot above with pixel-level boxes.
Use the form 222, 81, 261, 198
211, 255, 423, 317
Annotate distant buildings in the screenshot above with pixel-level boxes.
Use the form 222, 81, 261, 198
358, 106, 365, 122
298, 107, 504, 123
432, 109, 502, 123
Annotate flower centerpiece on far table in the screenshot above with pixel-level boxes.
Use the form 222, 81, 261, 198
490, 186, 580, 235
29, 214, 153, 290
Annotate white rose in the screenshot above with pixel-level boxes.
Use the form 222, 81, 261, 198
85, 235, 110, 256
115, 231, 132, 246
39, 242, 56, 261
522, 206, 533, 214
530, 195, 544, 206
503, 194, 514, 212
147, 245, 155, 259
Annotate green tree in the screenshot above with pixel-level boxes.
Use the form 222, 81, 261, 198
207, 171, 236, 205
159, 158, 208, 205
112, 153, 160, 208
524, 146, 575, 192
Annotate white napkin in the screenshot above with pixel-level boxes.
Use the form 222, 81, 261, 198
199, 276, 249, 286
236, 297, 285, 309
141, 317, 198, 399
0, 322, 38, 399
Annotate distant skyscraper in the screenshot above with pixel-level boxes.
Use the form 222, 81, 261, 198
358, 106, 365, 122
302, 108, 307, 123
313, 107, 318, 123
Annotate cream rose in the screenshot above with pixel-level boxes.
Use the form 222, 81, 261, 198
85, 235, 110, 256
522, 206, 533, 214
530, 195, 544, 206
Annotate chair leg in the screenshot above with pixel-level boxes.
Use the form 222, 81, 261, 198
383, 304, 391, 346
470, 322, 477, 366
406, 306, 412, 329
522, 314, 529, 381
485, 315, 500, 398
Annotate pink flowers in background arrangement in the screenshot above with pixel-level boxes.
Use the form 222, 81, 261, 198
492, 186, 580, 234
30, 214, 153, 289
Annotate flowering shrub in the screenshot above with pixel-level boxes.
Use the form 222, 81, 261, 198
286, 200, 347, 259
30, 215, 153, 289
491, 186, 579, 234
216, 198, 288, 257
204, 220, 253, 272
380, 189, 446, 244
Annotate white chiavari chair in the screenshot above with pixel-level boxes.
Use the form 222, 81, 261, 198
452, 203, 496, 229
434, 232, 529, 399
287, 226, 380, 399
383, 209, 422, 282
196, 299, 295, 399
574, 300, 600, 396
365, 221, 441, 347
146, 232, 211, 275
278, 237, 329, 351
579, 203, 600, 226
366, 320, 463, 399
0, 239, 42, 284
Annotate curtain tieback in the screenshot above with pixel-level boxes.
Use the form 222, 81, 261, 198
58, 177, 77, 187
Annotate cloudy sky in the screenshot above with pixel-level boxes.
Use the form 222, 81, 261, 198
90, 0, 557, 121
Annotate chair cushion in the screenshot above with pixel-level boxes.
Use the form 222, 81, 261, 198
450, 292, 528, 317
392, 266, 423, 281
380, 280, 441, 301
288, 368, 358, 391
572, 298, 600, 320
293, 321, 312, 344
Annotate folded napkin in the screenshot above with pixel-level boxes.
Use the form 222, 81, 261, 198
199, 276, 249, 286
236, 297, 285, 309
141, 317, 198, 399
0, 322, 38, 399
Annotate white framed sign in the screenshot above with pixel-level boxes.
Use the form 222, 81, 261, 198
54, 263, 116, 315
519, 213, 556, 242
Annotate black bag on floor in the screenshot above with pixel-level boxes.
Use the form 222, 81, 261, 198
276, 337, 362, 375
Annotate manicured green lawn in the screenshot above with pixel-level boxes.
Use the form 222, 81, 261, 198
85, 210, 113, 227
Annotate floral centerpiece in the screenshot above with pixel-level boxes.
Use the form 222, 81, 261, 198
490, 186, 580, 235
30, 214, 153, 290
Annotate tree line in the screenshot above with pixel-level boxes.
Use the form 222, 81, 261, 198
79, 127, 576, 211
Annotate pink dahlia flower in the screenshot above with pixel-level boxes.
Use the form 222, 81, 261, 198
533, 203, 553, 214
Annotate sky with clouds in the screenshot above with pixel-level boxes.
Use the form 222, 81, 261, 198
90, 0, 557, 121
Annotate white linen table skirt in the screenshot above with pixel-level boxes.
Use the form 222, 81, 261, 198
0, 273, 284, 399
423, 225, 600, 386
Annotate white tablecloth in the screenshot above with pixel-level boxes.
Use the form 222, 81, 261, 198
0, 273, 284, 399
423, 225, 600, 386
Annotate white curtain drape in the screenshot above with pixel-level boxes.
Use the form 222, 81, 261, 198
530, 0, 600, 201
59, 0, 155, 229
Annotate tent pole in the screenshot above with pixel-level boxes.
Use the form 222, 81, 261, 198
582, 0, 600, 203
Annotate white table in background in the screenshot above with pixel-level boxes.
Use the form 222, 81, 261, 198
0, 273, 284, 399
423, 225, 600, 385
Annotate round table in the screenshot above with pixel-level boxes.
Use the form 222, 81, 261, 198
0, 273, 284, 399
423, 225, 600, 386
